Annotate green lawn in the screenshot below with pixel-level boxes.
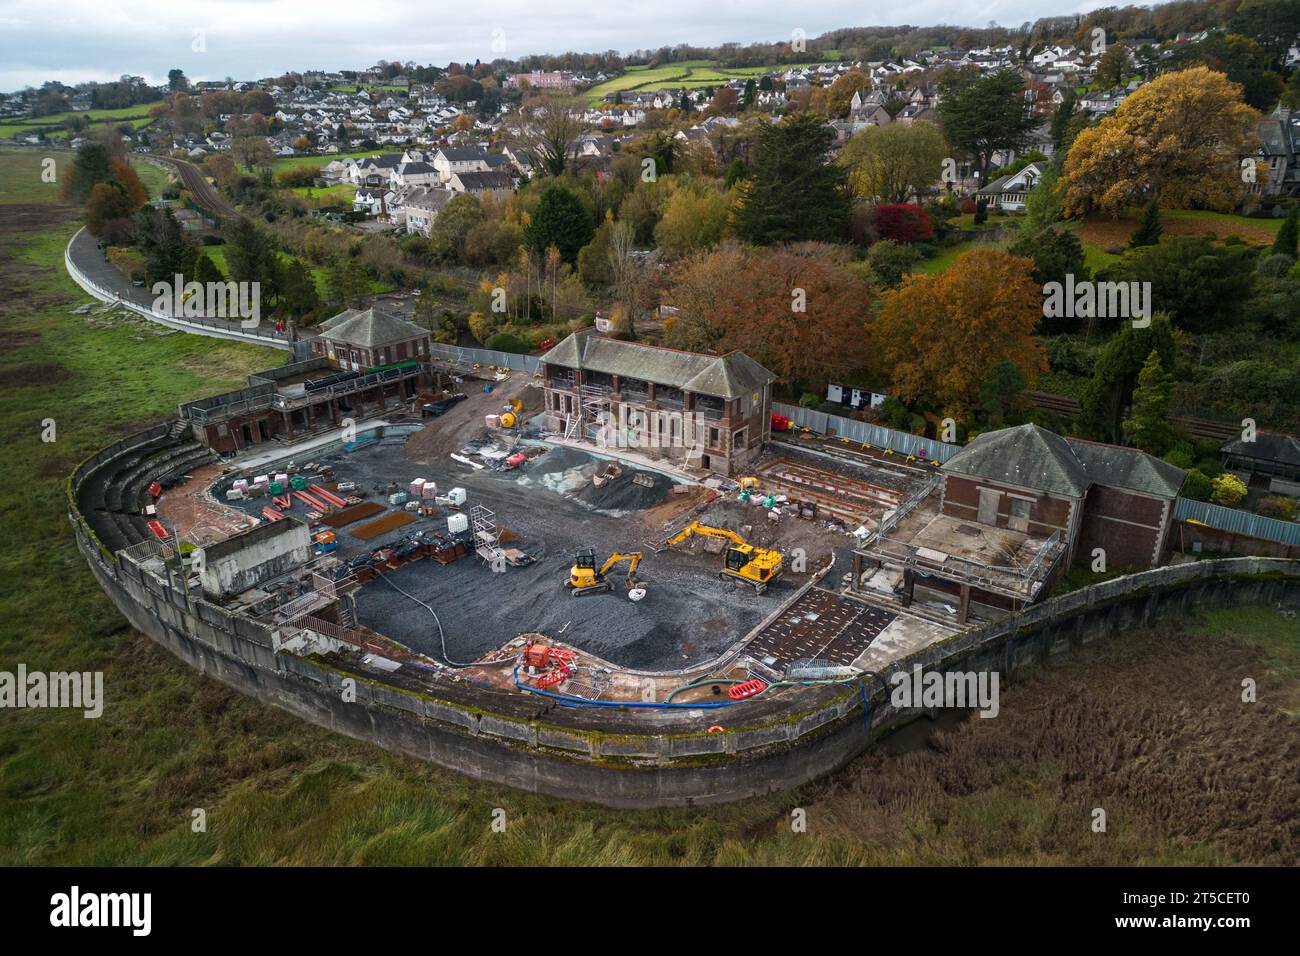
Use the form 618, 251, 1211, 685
274, 149, 388, 171
291, 183, 355, 203
914, 240, 981, 274
585, 60, 830, 104
130, 158, 175, 198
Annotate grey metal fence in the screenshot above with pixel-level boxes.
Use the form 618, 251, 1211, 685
1173, 497, 1300, 547
427, 343, 540, 374
772, 402, 962, 463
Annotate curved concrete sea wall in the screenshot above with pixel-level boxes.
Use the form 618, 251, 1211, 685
69, 426, 1300, 807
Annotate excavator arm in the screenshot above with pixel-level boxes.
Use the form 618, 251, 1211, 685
598, 551, 643, 582
665, 522, 783, 594
665, 521, 746, 548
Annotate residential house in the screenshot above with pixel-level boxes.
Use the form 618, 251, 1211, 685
432, 146, 490, 182
447, 169, 514, 198
402, 187, 455, 236
976, 161, 1049, 211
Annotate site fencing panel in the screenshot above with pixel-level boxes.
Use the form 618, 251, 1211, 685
427, 343, 540, 374
772, 402, 962, 464
1173, 497, 1300, 547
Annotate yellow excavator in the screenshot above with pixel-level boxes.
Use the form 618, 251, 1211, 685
664, 522, 783, 594
566, 549, 647, 599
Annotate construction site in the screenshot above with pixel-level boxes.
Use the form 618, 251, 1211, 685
100, 341, 1000, 714
76, 330, 1277, 803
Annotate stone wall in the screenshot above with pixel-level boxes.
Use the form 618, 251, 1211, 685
68, 425, 1300, 808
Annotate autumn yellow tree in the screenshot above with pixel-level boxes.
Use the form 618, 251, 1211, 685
825, 69, 872, 118
1061, 66, 1259, 217
875, 248, 1046, 420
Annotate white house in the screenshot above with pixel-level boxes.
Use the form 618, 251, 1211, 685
975, 161, 1049, 212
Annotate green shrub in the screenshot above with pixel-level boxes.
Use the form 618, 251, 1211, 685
1181, 468, 1213, 501
1256, 495, 1298, 521
484, 330, 531, 354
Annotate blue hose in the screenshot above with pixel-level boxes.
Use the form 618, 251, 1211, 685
513, 664, 733, 710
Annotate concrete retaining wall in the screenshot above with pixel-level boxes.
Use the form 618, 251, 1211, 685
68, 426, 1300, 807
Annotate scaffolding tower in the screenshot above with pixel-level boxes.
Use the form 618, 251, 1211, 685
470, 504, 506, 570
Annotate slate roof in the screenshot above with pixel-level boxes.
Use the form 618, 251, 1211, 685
403, 187, 454, 212
316, 307, 427, 348
943, 424, 1186, 499
1065, 438, 1187, 498
437, 147, 488, 162
944, 424, 1091, 496
539, 331, 774, 400
454, 170, 514, 191
1222, 432, 1300, 467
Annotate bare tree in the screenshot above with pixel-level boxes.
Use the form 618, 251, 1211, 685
518, 95, 584, 177
607, 220, 646, 337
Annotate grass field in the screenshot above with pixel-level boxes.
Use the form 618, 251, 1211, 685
585, 60, 831, 104
1076, 208, 1282, 252
0, 145, 1296, 866
0, 104, 157, 141
273, 149, 390, 171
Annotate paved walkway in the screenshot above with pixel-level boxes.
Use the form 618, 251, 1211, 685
65, 227, 292, 350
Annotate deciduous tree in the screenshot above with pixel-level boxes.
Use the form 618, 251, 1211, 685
1061, 67, 1259, 217
839, 122, 948, 204
874, 248, 1047, 419
664, 243, 871, 385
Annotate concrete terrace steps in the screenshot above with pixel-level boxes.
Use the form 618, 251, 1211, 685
92, 436, 180, 513
114, 441, 203, 512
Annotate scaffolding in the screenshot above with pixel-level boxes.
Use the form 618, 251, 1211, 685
470, 504, 505, 569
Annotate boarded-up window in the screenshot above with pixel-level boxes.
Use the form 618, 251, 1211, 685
1008, 497, 1031, 533
977, 488, 1000, 526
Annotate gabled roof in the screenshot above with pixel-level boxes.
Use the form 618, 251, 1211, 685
403, 187, 454, 212
453, 170, 514, 191
316, 307, 427, 348
437, 146, 487, 162
539, 331, 774, 400
944, 424, 1091, 496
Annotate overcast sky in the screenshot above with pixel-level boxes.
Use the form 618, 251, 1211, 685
0, 0, 1113, 91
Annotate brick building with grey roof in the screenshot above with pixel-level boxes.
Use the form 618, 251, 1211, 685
853, 424, 1187, 624
539, 330, 776, 476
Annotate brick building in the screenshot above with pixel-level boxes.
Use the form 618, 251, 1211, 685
538, 331, 775, 476
309, 306, 432, 371
852, 424, 1186, 623
179, 307, 436, 456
